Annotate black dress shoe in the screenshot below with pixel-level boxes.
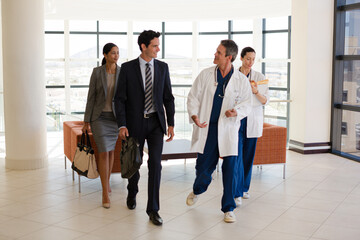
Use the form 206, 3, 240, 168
126, 197, 136, 210
149, 212, 163, 226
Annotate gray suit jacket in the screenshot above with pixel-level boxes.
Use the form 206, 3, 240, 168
84, 64, 120, 122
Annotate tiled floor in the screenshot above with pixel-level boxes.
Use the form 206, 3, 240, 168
0, 132, 359, 239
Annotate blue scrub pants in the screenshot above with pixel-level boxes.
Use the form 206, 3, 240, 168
235, 117, 258, 198
193, 123, 238, 213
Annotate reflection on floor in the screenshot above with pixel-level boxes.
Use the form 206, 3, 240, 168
0, 132, 359, 239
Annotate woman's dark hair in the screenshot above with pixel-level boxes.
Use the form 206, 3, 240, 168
137, 30, 161, 52
240, 47, 256, 58
101, 43, 117, 65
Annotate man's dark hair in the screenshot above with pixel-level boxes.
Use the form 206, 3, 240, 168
138, 30, 161, 52
220, 40, 238, 63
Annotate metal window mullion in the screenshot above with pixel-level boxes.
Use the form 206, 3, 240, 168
162, 22, 165, 59
262, 18, 266, 59
231, 31, 253, 35
228, 20, 232, 40
331, 2, 346, 153
339, 2, 360, 10
198, 32, 229, 35
262, 18, 266, 74
164, 32, 192, 35
263, 29, 289, 34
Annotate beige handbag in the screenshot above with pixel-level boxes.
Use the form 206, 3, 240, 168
72, 131, 99, 179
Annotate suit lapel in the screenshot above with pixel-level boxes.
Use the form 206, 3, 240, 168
113, 64, 120, 98
100, 65, 107, 98
153, 59, 158, 97
134, 58, 145, 93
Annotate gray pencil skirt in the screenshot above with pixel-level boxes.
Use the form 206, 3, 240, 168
90, 112, 119, 153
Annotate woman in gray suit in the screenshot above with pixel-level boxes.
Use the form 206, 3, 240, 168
82, 43, 120, 209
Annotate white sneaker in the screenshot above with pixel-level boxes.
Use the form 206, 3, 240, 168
243, 192, 250, 199
224, 211, 236, 223
186, 192, 198, 206
234, 197, 242, 207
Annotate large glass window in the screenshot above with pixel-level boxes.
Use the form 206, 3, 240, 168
69, 20, 97, 32
45, 61, 65, 86
345, 9, 360, 55
99, 35, 128, 59
341, 110, 360, 156
264, 62, 288, 88
264, 33, 288, 59
69, 61, 97, 85
164, 35, 192, 58
45, 35, 64, 59
263, 16, 291, 130
332, 1, 360, 162
44, 18, 291, 137
198, 35, 228, 59
69, 35, 97, 59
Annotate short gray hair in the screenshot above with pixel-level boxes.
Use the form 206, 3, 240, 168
220, 40, 238, 63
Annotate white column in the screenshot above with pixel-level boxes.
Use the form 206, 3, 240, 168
289, 0, 334, 153
127, 21, 134, 60
2, 0, 48, 169
192, 21, 199, 79
0, 1, 4, 132
252, 18, 263, 72
64, 20, 71, 116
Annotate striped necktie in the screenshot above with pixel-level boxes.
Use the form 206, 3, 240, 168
144, 63, 153, 112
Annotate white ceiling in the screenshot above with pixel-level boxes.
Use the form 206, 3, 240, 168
45, 0, 292, 21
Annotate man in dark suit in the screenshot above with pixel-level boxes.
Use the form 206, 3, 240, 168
114, 30, 175, 226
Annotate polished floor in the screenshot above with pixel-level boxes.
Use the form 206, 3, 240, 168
0, 132, 360, 240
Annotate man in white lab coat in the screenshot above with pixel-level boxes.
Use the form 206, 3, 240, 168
186, 40, 252, 223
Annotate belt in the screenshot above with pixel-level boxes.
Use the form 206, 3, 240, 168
144, 112, 157, 119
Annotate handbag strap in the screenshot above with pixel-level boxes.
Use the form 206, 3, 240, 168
78, 133, 86, 150
85, 130, 94, 154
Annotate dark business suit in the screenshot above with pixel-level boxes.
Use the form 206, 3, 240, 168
114, 57, 175, 214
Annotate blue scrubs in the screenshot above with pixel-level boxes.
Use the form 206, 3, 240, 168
192, 68, 238, 213
235, 117, 258, 198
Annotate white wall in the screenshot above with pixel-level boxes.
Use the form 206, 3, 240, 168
289, 0, 334, 145
0, 0, 4, 132
45, 0, 291, 21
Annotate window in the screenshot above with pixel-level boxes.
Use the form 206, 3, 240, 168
343, 90, 349, 102
342, 122, 348, 135
262, 16, 291, 131
44, 18, 291, 137
332, 1, 360, 161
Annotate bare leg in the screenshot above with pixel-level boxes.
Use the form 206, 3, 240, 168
108, 150, 115, 193
98, 151, 110, 207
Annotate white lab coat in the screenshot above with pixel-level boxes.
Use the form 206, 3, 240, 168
187, 66, 252, 157
245, 69, 270, 138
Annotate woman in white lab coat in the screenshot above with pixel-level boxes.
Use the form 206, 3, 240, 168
235, 47, 269, 205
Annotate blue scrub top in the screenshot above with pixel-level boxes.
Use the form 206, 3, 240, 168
209, 68, 233, 124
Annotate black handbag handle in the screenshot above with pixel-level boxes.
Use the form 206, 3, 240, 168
85, 130, 92, 148
85, 130, 94, 154
78, 133, 86, 150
